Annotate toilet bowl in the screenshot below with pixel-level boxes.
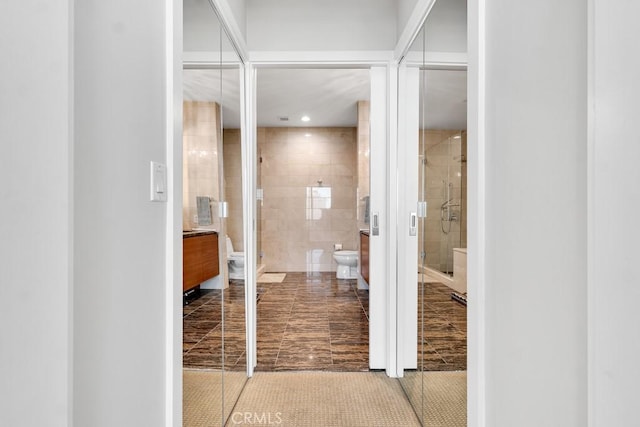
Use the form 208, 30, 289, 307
226, 236, 245, 280
332, 250, 358, 279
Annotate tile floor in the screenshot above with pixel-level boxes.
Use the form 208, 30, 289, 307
183, 281, 247, 371
256, 272, 370, 372
418, 281, 467, 371
182, 272, 466, 372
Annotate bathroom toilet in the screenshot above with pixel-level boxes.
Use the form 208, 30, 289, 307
226, 236, 245, 280
332, 250, 359, 279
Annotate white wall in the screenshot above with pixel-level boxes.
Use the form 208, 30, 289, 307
590, 0, 640, 424
0, 2, 72, 426
480, 1, 587, 425
246, 0, 397, 51
73, 1, 169, 425
184, 0, 223, 52
404, 0, 466, 55
424, 0, 466, 53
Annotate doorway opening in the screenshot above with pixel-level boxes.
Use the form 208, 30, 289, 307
253, 68, 372, 372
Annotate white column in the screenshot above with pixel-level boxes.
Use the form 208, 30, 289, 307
369, 66, 390, 371
73, 1, 172, 425
0, 2, 73, 425
475, 0, 588, 425
589, 1, 640, 425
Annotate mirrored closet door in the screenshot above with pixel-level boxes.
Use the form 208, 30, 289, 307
182, 0, 246, 424
397, 7, 468, 425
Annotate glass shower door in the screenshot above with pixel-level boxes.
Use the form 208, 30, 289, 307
423, 131, 463, 277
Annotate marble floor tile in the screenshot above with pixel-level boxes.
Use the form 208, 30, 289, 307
182, 274, 466, 373
254, 274, 369, 371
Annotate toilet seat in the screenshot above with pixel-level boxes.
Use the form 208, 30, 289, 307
334, 250, 358, 256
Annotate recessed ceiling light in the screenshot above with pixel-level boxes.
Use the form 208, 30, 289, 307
301, 115, 310, 122
304, 133, 312, 137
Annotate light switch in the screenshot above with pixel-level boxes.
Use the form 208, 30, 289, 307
150, 161, 167, 202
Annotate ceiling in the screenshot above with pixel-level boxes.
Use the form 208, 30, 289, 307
420, 69, 467, 130
256, 68, 370, 127
182, 67, 467, 130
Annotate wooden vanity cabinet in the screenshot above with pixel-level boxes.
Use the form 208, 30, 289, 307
360, 231, 369, 285
183, 232, 219, 291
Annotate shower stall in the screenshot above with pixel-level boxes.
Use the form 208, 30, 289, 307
419, 130, 467, 277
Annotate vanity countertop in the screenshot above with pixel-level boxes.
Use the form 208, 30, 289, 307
183, 229, 218, 238
360, 229, 370, 236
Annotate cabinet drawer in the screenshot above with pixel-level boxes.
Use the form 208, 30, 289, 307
183, 232, 220, 291
201, 233, 219, 280
360, 232, 369, 285
183, 236, 202, 291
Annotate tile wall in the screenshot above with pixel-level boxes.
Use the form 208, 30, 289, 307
223, 129, 243, 251
183, 101, 221, 232
356, 101, 370, 231
258, 127, 358, 272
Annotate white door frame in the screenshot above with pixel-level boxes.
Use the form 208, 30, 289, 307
466, 1, 486, 425
245, 55, 398, 376
396, 64, 419, 374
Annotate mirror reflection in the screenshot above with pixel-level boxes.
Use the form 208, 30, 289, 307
398, 19, 468, 427
182, 0, 246, 425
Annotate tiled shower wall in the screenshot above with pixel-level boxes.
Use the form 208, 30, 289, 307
357, 101, 370, 231
419, 129, 467, 274
258, 127, 358, 272
183, 101, 221, 231
223, 129, 243, 251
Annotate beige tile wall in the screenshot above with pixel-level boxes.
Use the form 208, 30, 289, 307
223, 129, 243, 251
256, 129, 264, 268
258, 127, 358, 272
183, 101, 222, 232
357, 101, 370, 231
